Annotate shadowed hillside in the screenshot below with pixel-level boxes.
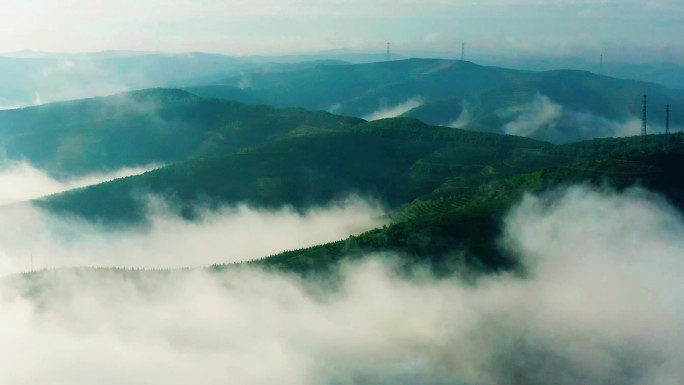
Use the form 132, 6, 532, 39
187, 58, 684, 143
0, 88, 363, 177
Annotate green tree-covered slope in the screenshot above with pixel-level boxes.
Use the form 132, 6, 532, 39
36, 118, 551, 221
0, 88, 363, 177
242, 141, 684, 276
37, 118, 676, 228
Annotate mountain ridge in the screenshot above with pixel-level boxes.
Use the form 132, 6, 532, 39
187, 58, 684, 143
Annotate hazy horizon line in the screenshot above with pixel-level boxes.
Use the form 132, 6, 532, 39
2, 47, 684, 66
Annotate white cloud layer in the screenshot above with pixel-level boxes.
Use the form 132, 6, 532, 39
363, 97, 424, 121
501, 93, 642, 142
0, 163, 386, 274
446, 100, 472, 128
0, 185, 681, 384
503, 93, 563, 137
0, 161, 156, 205
0, 199, 385, 274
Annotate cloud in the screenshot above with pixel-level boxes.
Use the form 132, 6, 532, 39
0, 163, 385, 274
566, 111, 642, 138
501, 93, 642, 143
446, 100, 472, 128
363, 97, 424, 121
0, 185, 682, 384
326, 103, 342, 113
237, 71, 252, 90
0, 197, 385, 274
423, 33, 441, 43
502, 93, 563, 137
0, 161, 156, 206
645, 0, 684, 12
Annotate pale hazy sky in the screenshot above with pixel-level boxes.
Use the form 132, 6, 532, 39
0, 0, 682, 61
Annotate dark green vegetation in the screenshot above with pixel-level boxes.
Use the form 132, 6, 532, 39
0, 88, 362, 177
37, 118, 550, 222
242, 139, 684, 277
188, 58, 684, 143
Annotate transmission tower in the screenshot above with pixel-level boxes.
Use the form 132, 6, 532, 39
663, 104, 673, 148
666, 104, 671, 135
599, 53, 604, 75
641, 94, 648, 149
461, 42, 465, 61
386, 42, 390, 62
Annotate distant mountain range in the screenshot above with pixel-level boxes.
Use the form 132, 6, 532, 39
478, 56, 684, 90
186, 58, 684, 143
0, 52, 346, 108
1, 48, 681, 108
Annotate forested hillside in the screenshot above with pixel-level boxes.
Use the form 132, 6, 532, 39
242, 141, 684, 276
187, 58, 684, 143
5, 85, 683, 279
0, 88, 362, 177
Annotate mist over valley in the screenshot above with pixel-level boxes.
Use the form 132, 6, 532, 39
1, 1, 683, 383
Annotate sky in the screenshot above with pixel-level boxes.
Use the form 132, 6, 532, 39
0, 0, 683, 61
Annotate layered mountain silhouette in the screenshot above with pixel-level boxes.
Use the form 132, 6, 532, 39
187, 58, 684, 143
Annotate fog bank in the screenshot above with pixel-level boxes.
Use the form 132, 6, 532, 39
501, 93, 642, 143
0, 161, 157, 205
0, 185, 682, 384
0, 197, 385, 274
0, 162, 385, 274
363, 97, 424, 121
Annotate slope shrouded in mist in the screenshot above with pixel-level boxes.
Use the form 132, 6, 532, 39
0, 161, 157, 205
0, 162, 385, 274
1, 0, 682, 383
3, 185, 682, 384
0, 197, 384, 275
500, 93, 642, 143
363, 97, 424, 121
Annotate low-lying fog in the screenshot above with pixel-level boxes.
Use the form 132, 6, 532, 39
501, 93, 643, 143
0, 162, 386, 274
0, 161, 157, 205
0, 163, 682, 384
363, 97, 424, 121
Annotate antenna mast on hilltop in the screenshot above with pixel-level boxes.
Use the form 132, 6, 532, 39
461, 42, 465, 61
664, 104, 673, 147
665, 104, 671, 135
641, 94, 648, 148
386, 42, 391, 61
599, 53, 604, 75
